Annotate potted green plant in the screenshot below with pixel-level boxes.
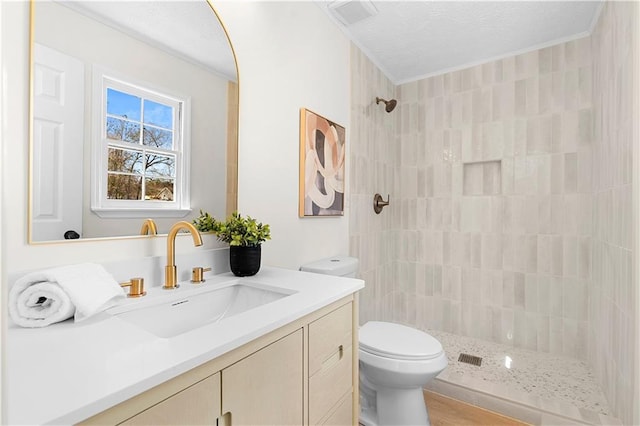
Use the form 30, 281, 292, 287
194, 211, 271, 276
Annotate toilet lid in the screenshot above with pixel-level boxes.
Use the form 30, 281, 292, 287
359, 321, 443, 361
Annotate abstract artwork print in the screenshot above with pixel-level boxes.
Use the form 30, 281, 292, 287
299, 108, 346, 217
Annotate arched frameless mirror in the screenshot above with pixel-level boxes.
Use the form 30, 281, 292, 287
29, 0, 238, 243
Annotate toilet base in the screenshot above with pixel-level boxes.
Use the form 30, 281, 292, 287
360, 386, 430, 426
359, 405, 377, 426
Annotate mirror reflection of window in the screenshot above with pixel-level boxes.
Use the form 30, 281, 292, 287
92, 73, 189, 216
29, 0, 238, 241
103, 85, 179, 203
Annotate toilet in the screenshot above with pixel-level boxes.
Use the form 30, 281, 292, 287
358, 321, 447, 425
300, 256, 448, 426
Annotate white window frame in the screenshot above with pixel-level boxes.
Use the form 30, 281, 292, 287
91, 67, 191, 218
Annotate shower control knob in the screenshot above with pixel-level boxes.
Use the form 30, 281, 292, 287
373, 193, 390, 214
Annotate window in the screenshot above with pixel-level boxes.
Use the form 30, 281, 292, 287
92, 72, 191, 217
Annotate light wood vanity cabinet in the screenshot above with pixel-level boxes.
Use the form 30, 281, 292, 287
81, 296, 357, 426
308, 303, 354, 425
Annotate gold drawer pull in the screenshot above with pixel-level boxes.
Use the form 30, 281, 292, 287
321, 345, 346, 372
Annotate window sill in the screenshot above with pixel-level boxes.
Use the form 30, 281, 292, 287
91, 208, 192, 219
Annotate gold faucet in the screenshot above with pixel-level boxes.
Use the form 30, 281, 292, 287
140, 218, 158, 235
164, 221, 203, 289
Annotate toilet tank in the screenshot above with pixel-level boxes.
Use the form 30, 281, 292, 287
300, 256, 359, 278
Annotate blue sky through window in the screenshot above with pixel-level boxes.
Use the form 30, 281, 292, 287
144, 99, 172, 129
107, 88, 175, 149
107, 89, 141, 121
107, 89, 173, 130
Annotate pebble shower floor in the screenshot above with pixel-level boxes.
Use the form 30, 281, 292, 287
426, 329, 620, 424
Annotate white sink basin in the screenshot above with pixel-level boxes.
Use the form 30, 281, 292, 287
112, 282, 294, 338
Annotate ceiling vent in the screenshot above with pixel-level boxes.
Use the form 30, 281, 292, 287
328, 0, 378, 26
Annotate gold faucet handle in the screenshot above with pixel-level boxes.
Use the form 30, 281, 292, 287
191, 267, 212, 283
120, 277, 146, 297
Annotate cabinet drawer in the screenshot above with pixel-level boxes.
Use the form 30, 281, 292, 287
309, 345, 352, 425
309, 302, 353, 376
321, 395, 352, 426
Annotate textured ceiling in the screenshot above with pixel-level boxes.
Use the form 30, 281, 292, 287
319, 1, 603, 84
58, 1, 237, 82
61, 1, 602, 86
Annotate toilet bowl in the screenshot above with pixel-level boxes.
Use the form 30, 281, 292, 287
359, 321, 447, 426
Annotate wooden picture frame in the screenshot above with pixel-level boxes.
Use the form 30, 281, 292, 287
299, 108, 346, 217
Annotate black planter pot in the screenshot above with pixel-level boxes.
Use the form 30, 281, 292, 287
229, 245, 261, 277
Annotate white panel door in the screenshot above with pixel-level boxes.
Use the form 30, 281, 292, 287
32, 43, 84, 241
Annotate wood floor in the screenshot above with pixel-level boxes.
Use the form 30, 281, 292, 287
424, 391, 530, 426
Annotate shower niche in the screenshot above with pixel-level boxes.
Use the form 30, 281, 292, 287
462, 160, 502, 196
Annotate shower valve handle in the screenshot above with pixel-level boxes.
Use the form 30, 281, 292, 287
373, 193, 390, 214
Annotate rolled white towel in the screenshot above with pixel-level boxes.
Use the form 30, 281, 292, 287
9, 263, 125, 328
9, 282, 76, 328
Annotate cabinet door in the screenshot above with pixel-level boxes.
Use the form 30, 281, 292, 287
120, 373, 220, 425
222, 329, 303, 425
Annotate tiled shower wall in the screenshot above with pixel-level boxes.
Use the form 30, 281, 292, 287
590, 1, 638, 423
394, 37, 593, 359
349, 46, 398, 323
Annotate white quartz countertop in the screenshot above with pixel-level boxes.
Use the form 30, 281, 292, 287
7, 266, 364, 425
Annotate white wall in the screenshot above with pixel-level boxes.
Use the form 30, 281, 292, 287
214, 1, 351, 270
1, 1, 350, 421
